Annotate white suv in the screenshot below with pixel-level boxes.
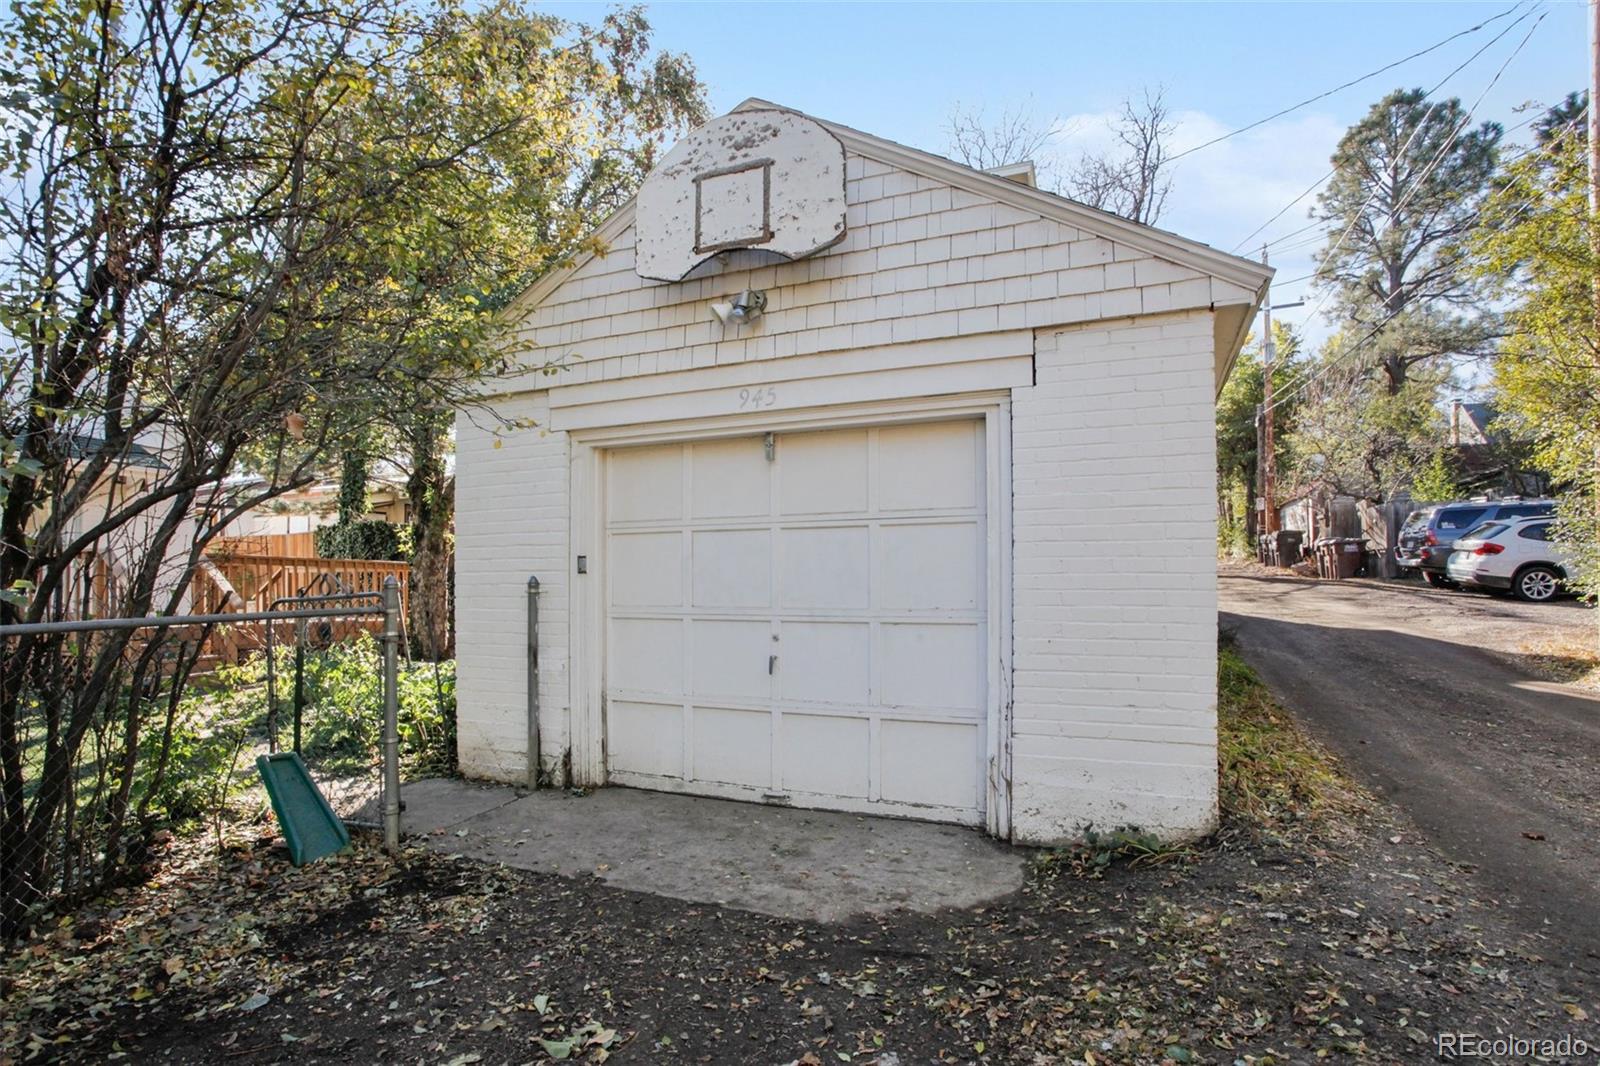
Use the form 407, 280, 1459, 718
1445, 516, 1573, 602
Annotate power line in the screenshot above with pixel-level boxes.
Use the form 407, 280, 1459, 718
1171, 2, 1524, 166
1231, 2, 1540, 255
1266, 306, 1410, 415
1280, 6, 1548, 304
1266, 62, 1548, 415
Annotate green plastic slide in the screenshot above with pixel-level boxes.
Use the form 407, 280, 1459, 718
256, 752, 351, 865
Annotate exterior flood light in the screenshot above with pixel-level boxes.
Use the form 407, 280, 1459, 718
709, 289, 767, 326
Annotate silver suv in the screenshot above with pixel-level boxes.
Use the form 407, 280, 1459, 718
1396, 498, 1557, 588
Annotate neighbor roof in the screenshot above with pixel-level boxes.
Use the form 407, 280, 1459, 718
58, 432, 165, 470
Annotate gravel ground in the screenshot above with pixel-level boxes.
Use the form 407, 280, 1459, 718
1222, 561, 1600, 980
1221, 558, 1597, 683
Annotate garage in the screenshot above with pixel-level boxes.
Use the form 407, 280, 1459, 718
452, 100, 1270, 844
603, 420, 988, 822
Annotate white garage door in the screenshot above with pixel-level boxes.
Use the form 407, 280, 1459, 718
603, 419, 988, 823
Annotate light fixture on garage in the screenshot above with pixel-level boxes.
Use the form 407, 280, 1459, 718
709, 289, 767, 326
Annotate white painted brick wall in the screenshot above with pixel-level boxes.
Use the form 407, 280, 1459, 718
1009, 310, 1219, 843
454, 396, 571, 785
457, 142, 1241, 840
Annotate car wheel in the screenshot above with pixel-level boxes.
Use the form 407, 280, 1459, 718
1422, 572, 1454, 589
1513, 566, 1562, 603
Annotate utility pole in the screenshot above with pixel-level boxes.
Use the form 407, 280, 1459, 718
1260, 246, 1279, 535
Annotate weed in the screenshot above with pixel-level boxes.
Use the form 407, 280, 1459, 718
1217, 642, 1363, 833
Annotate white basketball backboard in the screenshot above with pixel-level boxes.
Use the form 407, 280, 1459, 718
635, 110, 847, 282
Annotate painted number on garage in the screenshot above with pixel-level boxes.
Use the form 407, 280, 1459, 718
737, 386, 778, 411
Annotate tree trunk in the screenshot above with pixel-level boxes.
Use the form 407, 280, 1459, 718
406, 410, 454, 661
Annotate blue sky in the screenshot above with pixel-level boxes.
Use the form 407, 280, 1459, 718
550, 1, 1585, 352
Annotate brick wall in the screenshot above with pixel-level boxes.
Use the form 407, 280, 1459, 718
1009, 311, 1220, 842
456, 138, 1247, 839
453, 394, 570, 785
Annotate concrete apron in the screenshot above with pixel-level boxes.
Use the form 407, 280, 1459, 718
398, 778, 1028, 924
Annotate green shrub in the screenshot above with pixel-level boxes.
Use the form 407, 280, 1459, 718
286, 634, 455, 777
139, 659, 267, 826
314, 520, 403, 561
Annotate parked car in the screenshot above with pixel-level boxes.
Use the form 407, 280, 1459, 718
1445, 516, 1573, 602
1396, 498, 1556, 587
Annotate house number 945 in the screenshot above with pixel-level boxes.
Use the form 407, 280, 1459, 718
738, 386, 778, 410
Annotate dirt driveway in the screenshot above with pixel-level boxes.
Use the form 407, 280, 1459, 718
1220, 562, 1600, 977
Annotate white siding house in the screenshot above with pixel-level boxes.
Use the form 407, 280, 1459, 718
453, 101, 1270, 843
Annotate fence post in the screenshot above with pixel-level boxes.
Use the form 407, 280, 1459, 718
526, 576, 540, 791
381, 575, 401, 852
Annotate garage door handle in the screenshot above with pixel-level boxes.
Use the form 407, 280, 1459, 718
768, 654, 777, 675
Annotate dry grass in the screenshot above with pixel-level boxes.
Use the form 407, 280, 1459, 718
1217, 642, 1367, 834
1515, 631, 1600, 690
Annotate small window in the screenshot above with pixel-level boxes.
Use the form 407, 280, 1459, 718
1517, 523, 1552, 542
1437, 507, 1488, 530
1495, 503, 1554, 519
1459, 522, 1507, 542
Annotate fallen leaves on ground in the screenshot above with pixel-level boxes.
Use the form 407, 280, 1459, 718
4, 653, 1598, 1063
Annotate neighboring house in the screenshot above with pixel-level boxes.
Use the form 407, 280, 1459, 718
1448, 400, 1549, 498
224, 471, 413, 537
453, 102, 1270, 844
48, 424, 209, 618
45, 424, 410, 631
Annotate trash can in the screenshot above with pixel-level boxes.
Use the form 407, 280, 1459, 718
1257, 532, 1274, 567
1330, 537, 1364, 579
1274, 530, 1304, 566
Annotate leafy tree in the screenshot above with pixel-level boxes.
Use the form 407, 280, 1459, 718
369, 9, 705, 659
1282, 349, 1447, 503
1313, 88, 1502, 392
1411, 449, 1465, 503
1471, 106, 1600, 607
0, 0, 696, 933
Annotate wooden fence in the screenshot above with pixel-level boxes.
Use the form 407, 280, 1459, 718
189, 554, 409, 665
209, 531, 318, 560
204, 554, 408, 614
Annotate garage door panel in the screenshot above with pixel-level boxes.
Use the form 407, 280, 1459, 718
610, 618, 683, 695
691, 438, 770, 519
691, 707, 771, 788
779, 621, 870, 705
609, 532, 683, 607
605, 419, 988, 824
609, 445, 682, 523
608, 702, 684, 778
692, 620, 771, 699
778, 429, 868, 515
878, 522, 981, 611
692, 529, 771, 607
879, 719, 981, 808
877, 422, 978, 512
779, 526, 870, 609
781, 714, 869, 797
880, 623, 982, 712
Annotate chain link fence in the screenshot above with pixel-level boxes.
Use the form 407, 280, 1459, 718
0, 585, 403, 939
